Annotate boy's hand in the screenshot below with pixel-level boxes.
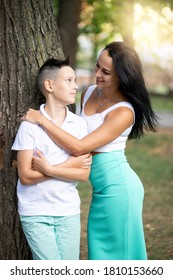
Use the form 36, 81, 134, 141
32, 150, 50, 174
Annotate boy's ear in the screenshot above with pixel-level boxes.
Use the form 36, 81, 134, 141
44, 79, 53, 92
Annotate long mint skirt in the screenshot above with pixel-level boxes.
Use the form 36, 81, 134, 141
88, 151, 147, 260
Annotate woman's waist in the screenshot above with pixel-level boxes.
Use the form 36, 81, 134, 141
91, 150, 125, 157
91, 151, 102, 156
90, 151, 128, 182
91, 142, 126, 154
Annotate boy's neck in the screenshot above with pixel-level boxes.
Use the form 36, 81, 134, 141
44, 102, 67, 127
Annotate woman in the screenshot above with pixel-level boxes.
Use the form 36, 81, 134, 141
22, 41, 158, 260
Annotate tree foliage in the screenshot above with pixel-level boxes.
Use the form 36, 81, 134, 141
77, 0, 173, 71
54, 0, 173, 72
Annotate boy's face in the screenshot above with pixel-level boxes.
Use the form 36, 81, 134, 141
50, 66, 78, 105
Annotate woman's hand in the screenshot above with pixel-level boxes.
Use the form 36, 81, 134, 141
21, 109, 43, 124
32, 150, 50, 175
63, 153, 92, 169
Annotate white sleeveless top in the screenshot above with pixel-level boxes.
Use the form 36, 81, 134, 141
80, 85, 135, 152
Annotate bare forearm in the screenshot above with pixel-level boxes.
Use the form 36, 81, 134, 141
23, 107, 134, 156
17, 150, 50, 186
39, 117, 88, 155
31, 150, 91, 182
42, 165, 90, 182
18, 169, 49, 186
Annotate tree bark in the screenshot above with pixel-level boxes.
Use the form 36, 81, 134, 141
0, 0, 64, 259
57, 0, 82, 69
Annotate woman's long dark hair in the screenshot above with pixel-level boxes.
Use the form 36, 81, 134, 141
104, 41, 158, 139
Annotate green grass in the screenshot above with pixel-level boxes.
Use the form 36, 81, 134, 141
77, 128, 173, 260
151, 95, 173, 112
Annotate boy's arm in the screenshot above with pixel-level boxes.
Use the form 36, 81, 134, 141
45, 165, 90, 182
32, 150, 91, 182
17, 149, 90, 185
17, 150, 49, 186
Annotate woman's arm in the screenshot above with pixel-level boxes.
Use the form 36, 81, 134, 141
22, 106, 134, 156
32, 150, 91, 182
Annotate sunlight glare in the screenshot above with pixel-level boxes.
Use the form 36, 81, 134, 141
133, 3, 173, 68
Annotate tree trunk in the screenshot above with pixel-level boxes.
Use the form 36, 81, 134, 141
57, 0, 82, 69
0, 0, 64, 260
119, 1, 135, 47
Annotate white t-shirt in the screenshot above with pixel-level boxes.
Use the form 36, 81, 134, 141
81, 85, 135, 152
12, 105, 88, 216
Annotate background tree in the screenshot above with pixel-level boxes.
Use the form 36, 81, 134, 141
54, 0, 135, 70
0, 0, 64, 259
54, 0, 82, 69
77, 0, 173, 95
54, 0, 173, 88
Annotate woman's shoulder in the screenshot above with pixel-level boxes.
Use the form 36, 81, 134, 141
81, 85, 97, 104
103, 101, 134, 115
114, 101, 134, 110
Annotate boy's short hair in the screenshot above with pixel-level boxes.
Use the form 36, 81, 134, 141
37, 57, 69, 93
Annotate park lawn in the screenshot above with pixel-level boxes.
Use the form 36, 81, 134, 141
77, 127, 173, 260
151, 95, 173, 112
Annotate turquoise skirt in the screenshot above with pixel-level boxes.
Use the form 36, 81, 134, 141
88, 151, 147, 260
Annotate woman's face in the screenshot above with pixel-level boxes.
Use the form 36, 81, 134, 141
95, 49, 119, 90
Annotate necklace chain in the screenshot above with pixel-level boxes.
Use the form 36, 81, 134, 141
97, 89, 122, 108
99, 97, 105, 107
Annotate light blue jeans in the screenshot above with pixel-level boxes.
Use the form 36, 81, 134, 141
20, 215, 80, 260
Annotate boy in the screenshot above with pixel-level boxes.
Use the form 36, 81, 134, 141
12, 58, 91, 260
